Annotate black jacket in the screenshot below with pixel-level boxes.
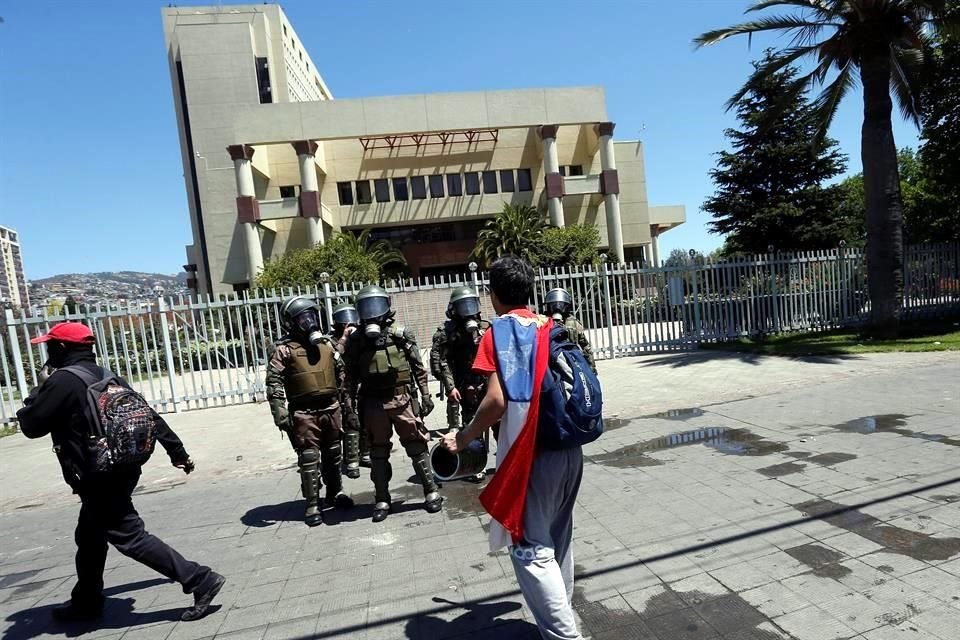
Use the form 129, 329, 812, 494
17, 349, 189, 492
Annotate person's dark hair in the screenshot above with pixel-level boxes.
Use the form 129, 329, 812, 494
489, 255, 535, 307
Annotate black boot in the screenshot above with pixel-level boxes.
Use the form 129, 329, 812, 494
321, 443, 353, 508
359, 426, 372, 467
410, 451, 443, 514
298, 449, 323, 527
370, 447, 392, 523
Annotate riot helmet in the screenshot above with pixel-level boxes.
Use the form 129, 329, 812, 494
543, 288, 573, 321
280, 295, 325, 346
332, 302, 360, 328
355, 285, 392, 339
446, 286, 481, 333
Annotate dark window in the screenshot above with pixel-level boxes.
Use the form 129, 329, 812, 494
279, 185, 297, 198
355, 180, 372, 204
337, 181, 354, 206
429, 175, 444, 198
499, 169, 515, 193
283, 24, 287, 36
299, 50, 303, 61
517, 168, 533, 191
568, 165, 584, 176
558, 166, 567, 177
374, 179, 390, 202
447, 174, 463, 197
482, 171, 498, 194
411, 176, 427, 199
393, 177, 409, 201
255, 57, 272, 104
465, 172, 481, 195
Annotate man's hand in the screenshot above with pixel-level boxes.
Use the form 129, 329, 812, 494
174, 458, 196, 474
37, 364, 55, 386
441, 431, 459, 454
447, 388, 461, 403
420, 394, 435, 417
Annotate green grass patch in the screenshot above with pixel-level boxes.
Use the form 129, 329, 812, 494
0, 425, 18, 439
703, 316, 960, 356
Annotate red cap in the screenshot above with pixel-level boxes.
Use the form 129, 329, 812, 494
31, 322, 96, 345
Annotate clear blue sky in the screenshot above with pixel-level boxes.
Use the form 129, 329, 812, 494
0, 0, 920, 280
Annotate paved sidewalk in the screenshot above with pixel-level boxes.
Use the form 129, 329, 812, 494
1, 350, 958, 639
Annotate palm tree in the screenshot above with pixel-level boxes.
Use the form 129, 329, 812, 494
334, 229, 406, 273
696, 0, 955, 337
471, 204, 546, 266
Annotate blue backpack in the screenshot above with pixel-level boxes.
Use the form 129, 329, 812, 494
537, 324, 604, 450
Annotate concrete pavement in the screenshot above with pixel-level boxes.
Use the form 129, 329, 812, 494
1, 350, 958, 639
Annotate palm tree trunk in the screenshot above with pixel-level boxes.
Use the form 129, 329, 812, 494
860, 50, 904, 338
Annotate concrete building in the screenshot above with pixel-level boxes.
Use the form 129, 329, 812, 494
163, 4, 685, 295
0, 225, 29, 309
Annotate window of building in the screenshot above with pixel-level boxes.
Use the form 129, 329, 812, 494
447, 174, 463, 197
393, 177, 409, 201
337, 182, 354, 206
410, 176, 427, 199
482, 171, 498, 194
517, 168, 533, 192
299, 50, 303, 61
374, 179, 390, 203
254, 57, 272, 104
499, 169, 515, 193
283, 24, 287, 36
279, 185, 298, 198
429, 175, 444, 198
558, 166, 566, 177
465, 172, 481, 195
568, 165, 584, 176
306, 61, 310, 72
355, 180, 372, 205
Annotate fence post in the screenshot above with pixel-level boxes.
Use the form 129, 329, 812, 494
4, 309, 28, 402
691, 265, 703, 344
601, 262, 616, 359
157, 297, 181, 414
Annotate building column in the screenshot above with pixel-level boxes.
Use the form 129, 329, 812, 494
292, 140, 324, 246
597, 122, 624, 264
227, 144, 263, 286
538, 125, 565, 228
650, 225, 661, 267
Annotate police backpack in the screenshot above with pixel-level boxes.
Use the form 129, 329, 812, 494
538, 324, 604, 450
62, 366, 158, 472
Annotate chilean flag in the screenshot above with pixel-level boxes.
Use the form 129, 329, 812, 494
479, 313, 553, 549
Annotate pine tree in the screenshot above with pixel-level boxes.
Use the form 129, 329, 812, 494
703, 53, 855, 255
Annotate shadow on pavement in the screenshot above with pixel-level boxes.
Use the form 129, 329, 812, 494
241, 496, 427, 527
2, 578, 199, 640
404, 597, 538, 640
242, 500, 302, 527
636, 350, 859, 368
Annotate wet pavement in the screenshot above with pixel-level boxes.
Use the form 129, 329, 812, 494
1, 350, 959, 639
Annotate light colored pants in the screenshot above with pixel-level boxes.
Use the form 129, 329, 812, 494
509, 447, 584, 640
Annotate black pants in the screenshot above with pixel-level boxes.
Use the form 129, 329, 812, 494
72, 471, 213, 607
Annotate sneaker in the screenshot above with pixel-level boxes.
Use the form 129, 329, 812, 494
181, 573, 226, 622
51, 601, 103, 624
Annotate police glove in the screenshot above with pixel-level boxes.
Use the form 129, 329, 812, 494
274, 411, 291, 432
345, 412, 361, 433
174, 457, 196, 474
420, 394, 435, 418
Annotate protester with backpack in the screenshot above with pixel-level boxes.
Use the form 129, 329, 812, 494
441, 256, 602, 640
16, 322, 225, 624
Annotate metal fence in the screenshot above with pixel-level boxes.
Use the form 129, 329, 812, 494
2, 242, 958, 425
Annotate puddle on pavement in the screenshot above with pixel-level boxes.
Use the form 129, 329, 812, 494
796, 498, 960, 562
806, 452, 858, 466
832, 415, 960, 448
785, 543, 853, 579
757, 462, 807, 478
438, 478, 488, 520
589, 427, 790, 469
785, 451, 812, 459
604, 408, 706, 433
0, 569, 41, 589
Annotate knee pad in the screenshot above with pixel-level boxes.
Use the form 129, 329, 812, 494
371, 444, 392, 461
402, 440, 428, 459
298, 448, 320, 466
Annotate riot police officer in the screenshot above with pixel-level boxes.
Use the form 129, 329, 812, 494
430, 287, 490, 435
330, 302, 365, 479
267, 296, 353, 526
343, 285, 442, 523
543, 287, 597, 372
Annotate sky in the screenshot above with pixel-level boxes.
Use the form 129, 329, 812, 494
0, 0, 921, 280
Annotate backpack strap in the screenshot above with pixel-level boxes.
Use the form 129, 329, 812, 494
59, 365, 106, 387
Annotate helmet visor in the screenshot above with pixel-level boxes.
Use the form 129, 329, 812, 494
452, 297, 480, 318
357, 296, 390, 321
333, 307, 360, 326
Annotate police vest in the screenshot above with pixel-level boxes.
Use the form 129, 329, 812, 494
445, 320, 489, 383
285, 341, 338, 402
361, 330, 412, 392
